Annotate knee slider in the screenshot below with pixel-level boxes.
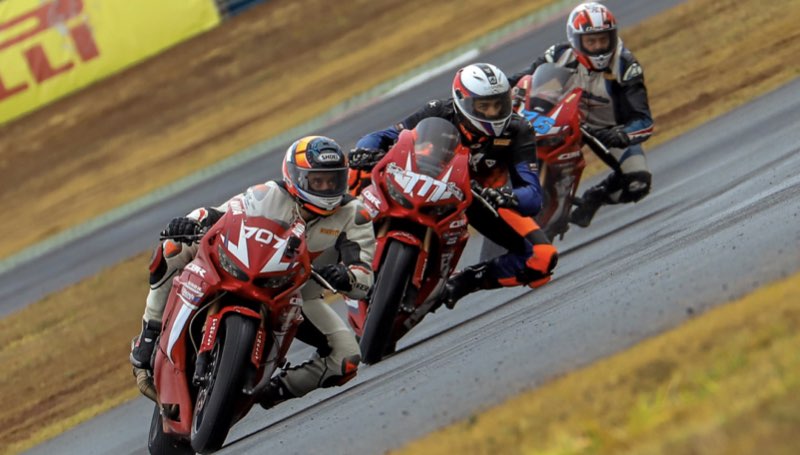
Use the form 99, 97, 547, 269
517, 244, 558, 286
320, 354, 360, 388
619, 171, 652, 203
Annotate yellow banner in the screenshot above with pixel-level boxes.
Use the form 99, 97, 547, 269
0, 0, 221, 125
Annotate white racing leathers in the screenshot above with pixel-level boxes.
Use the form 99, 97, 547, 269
143, 181, 375, 397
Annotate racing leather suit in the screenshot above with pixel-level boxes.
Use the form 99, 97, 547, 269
353, 99, 558, 294
143, 181, 375, 397
510, 40, 654, 206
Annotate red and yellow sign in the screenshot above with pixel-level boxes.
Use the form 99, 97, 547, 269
0, 0, 221, 124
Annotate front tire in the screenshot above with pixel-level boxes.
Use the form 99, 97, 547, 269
359, 240, 416, 364
148, 404, 193, 455
190, 314, 257, 453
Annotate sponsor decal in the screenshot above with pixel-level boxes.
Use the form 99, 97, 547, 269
387, 158, 464, 202
449, 219, 467, 229
185, 262, 207, 278
361, 188, 382, 209
0, 0, 220, 124
319, 227, 340, 236
317, 152, 342, 163
557, 151, 582, 160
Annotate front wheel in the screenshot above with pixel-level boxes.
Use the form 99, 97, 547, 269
190, 314, 258, 453
148, 404, 193, 455
359, 240, 416, 364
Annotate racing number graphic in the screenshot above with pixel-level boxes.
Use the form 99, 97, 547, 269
0, 0, 100, 101
523, 110, 556, 134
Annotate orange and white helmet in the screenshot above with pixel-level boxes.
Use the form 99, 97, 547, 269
566, 2, 619, 71
282, 136, 349, 216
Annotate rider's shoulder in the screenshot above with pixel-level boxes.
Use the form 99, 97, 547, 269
543, 42, 573, 63
616, 47, 645, 84
420, 98, 451, 115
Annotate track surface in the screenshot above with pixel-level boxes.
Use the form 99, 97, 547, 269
24, 2, 800, 454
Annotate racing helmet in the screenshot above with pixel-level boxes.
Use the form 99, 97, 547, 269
451, 63, 512, 137
282, 136, 349, 216
566, 2, 619, 71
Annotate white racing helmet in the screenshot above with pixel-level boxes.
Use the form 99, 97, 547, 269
451, 63, 512, 137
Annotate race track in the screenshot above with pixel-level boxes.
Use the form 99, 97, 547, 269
23, 1, 800, 454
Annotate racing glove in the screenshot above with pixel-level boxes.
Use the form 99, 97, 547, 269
160, 217, 201, 244
348, 147, 385, 170
592, 125, 631, 149
316, 264, 354, 292
481, 187, 519, 210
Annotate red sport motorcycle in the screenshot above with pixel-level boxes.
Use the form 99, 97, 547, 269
513, 62, 616, 240
347, 117, 474, 364
143, 200, 319, 454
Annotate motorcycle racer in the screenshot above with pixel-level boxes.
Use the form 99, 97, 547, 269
349, 63, 558, 309
509, 2, 654, 227
130, 136, 375, 408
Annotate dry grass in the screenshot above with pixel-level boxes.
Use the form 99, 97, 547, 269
394, 273, 800, 455
1, 0, 799, 453
0, 0, 556, 260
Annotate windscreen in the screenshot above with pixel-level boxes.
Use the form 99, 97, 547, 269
529, 63, 577, 107
412, 117, 461, 177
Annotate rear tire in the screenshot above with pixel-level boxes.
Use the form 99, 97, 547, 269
148, 404, 193, 455
360, 241, 416, 364
190, 314, 257, 453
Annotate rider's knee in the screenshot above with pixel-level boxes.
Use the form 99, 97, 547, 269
618, 171, 652, 203
320, 354, 361, 388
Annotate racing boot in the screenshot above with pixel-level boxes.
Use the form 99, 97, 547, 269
259, 376, 296, 410
130, 319, 161, 370
569, 184, 609, 228
441, 262, 499, 309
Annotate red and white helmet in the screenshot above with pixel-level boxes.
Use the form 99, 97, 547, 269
566, 2, 619, 71
451, 63, 512, 137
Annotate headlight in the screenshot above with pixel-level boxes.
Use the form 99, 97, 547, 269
217, 245, 249, 281
421, 203, 457, 217
536, 134, 566, 148
253, 274, 294, 289
386, 180, 414, 209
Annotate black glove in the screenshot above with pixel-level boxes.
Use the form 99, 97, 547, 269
480, 187, 519, 210
160, 217, 201, 244
592, 125, 631, 149
316, 264, 353, 292
348, 147, 385, 170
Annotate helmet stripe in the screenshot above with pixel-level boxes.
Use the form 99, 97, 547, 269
294, 136, 319, 168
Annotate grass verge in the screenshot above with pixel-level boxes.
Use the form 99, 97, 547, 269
393, 272, 800, 455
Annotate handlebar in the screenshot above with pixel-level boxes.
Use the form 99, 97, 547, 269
470, 181, 500, 218
580, 126, 623, 174
310, 268, 338, 294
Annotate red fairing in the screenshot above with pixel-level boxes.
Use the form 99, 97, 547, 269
152, 204, 310, 440
514, 63, 587, 240
348, 117, 472, 344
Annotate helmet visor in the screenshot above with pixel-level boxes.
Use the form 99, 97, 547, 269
578, 30, 616, 56
293, 167, 349, 198
455, 93, 512, 122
